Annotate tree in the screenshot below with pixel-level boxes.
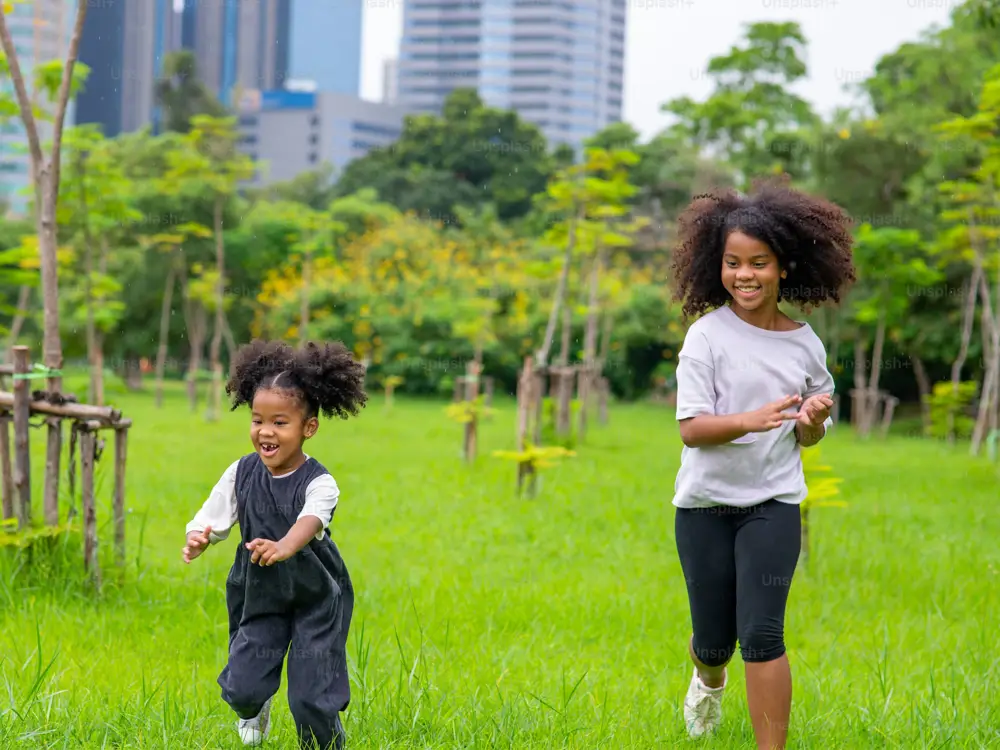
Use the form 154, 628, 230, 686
58, 125, 141, 404
0, 0, 89, 526
847, 224, 942, 437
934, 61, 1000, 452
140, 222, 213, 407
332, 88, 554, 224
154, 51, 227, 134
163, 115, 254, 421
661, 21, 819, 187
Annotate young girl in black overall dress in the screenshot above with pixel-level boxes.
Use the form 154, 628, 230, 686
669, 180, 856, 750
183, 340, 368, 749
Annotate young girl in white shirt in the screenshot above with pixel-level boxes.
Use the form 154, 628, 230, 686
183, 339, 368, 748
669, 179, 856, 750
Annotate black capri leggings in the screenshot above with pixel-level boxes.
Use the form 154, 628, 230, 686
675, 499, 801, 666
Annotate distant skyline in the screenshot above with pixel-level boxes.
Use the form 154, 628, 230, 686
359, 0, 956, 141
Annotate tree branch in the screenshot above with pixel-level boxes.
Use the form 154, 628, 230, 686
0, 6, 44, 174
49, 0, 90, 194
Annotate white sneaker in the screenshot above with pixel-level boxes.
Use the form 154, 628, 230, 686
683, 667, 725, 737
237, 696, 272, 745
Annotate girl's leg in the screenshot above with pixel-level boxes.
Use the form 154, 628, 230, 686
734, 500, 801, 750
675, 506, 738, 736
287, 578, 353, 749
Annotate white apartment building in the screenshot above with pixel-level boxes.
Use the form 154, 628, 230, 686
396, 0, 626, 149
237, 89, 410, 186
0, 0, 77, 216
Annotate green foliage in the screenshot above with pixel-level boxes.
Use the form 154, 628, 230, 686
444, 395, 496, 424
492, 440, 576, 470
801, 446, 846, 509
925, 380, 978, 439
662, 21, 819, 185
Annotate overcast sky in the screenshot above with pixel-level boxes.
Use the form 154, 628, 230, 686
359, 0, 958, 140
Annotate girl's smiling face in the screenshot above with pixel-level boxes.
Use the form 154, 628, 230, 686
250, 388, 318, 474
721, 230, 785, 314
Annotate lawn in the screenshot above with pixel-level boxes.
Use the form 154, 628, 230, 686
1, 379, 998, 748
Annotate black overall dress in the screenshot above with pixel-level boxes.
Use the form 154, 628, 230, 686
217, 453, 354, 750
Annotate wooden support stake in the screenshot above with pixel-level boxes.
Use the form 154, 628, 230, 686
463, 363, 480, 462
597, 377, 609, 425
0, 412, 12, 520
80, 427, 100, 586
67, 422, 78, 519
114, 426, 128, 567
516, 357, 537, 497
0, 391, 121, 422
44, 415, 61, 526
12, 346, 30, 529
532, 369, 546, 445
555, 366, 574, 438
576, 366, 590, 443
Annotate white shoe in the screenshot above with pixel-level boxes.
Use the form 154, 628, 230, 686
683, 667, 725, 737
237, 696, 272, 745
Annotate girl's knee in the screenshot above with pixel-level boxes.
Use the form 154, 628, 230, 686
692, 640, 737, 668
739, 621, 786, 663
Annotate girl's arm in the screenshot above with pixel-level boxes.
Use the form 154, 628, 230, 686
185, 459, 240, 544
247, 475, 340, 564
796, 339, 837, 447
676, 329, 755, 446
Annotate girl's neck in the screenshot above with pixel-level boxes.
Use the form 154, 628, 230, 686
727, 301, 790, 332
269, 450, 307, 477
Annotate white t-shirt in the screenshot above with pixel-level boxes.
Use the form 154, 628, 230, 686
672, 305, 835, 509
185, 455, 340, 542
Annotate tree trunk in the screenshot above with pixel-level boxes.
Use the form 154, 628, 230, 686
535, 207, 581, 368
851, 338, 866, 430
555, 303, 573, 438
0, 0, 88, 527
300, 247, 311, 346
971, 270, 999, 455
94, 238, 109, 406
910, 351, 932, 436
185, 295, 207, 413
39, 182, 63, 526
78, 151, 100, 406
578, 248, 604, 442
206, 195, 225, 422
3, 285, 31, 356
154, 257, 178, 409
857, 311, 887, 438
949, 269, 981, 443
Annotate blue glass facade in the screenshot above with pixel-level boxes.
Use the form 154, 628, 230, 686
75, 0, 126, 136
288, 1, 361, 94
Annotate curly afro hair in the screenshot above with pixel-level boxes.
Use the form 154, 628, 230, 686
669, 176, 857, 320
225, 339, 368, 420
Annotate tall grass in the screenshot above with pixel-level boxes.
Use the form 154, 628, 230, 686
1, 379, 998, 747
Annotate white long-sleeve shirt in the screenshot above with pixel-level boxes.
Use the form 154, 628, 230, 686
185, 456, 339, 543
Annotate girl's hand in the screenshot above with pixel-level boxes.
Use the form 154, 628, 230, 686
183, 526, 213, 564
741, 394, 802, 433
798, 394, 833, 426
247, 537, 293, 566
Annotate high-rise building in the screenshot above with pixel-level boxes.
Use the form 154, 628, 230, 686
181, 0, 290, 105
236, 90, 408, 186
75, 0, 181, 138
382, 59, 398, 104
288, 1, 362, 94
396, 0, 626, 149
180, 0, 363, 105
0, 0, 78, 216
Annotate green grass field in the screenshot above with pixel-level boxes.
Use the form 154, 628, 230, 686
1, 377, 998, 748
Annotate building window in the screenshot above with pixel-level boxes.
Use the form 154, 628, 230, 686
239, 115, 258, 126
309, 134, 319, 145
309, 153, 318, 164
310, 115, 320, 127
